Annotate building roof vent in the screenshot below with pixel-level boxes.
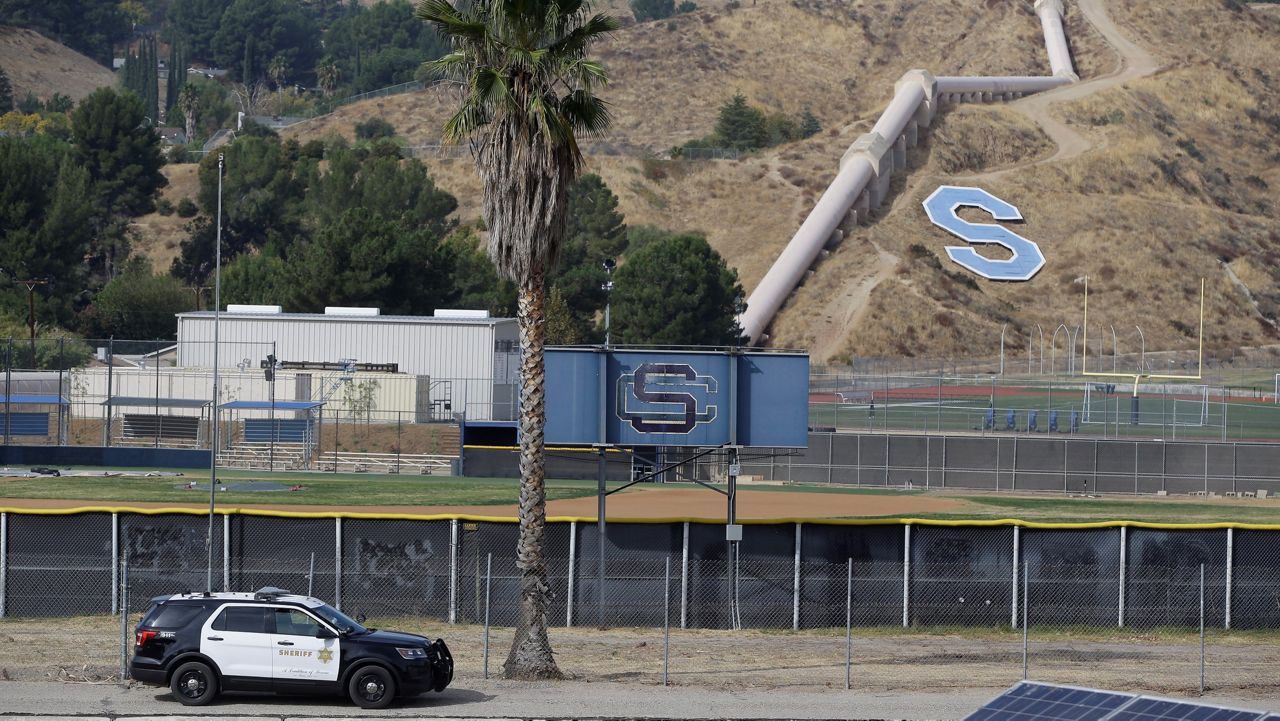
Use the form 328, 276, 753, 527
433, 309, 490, 319
226, 304, 282, 314
324, 307, 381, 316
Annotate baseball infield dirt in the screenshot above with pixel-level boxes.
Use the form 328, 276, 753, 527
0, 485, 969, 519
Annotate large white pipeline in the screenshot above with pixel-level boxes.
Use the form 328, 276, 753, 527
739, 0, 1079, 345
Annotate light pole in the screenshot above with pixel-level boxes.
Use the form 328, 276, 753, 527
1111, 325, 1118, 373
1036, 323, 1045, 375
1069, 325, 1080, 375
1051, 323, 1068, 375
206, 152, 224, 593
999, 323, 1007, 375
601, 258, 616, 347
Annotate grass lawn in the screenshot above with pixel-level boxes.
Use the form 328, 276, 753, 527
0, 468, 612, 507
889, 494, 1280, 525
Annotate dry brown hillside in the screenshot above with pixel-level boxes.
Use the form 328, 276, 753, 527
0, 26, 115, 102
276, 0, 1274, 363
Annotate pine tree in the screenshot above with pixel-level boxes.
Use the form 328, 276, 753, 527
0, 66, 13, 112
799, 107, 821, 139
714, 93, 768, 151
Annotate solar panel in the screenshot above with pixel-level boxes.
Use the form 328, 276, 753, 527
965, 682, 1134, 721
968, 683, 1274, 721
1102, 697, 1267, 721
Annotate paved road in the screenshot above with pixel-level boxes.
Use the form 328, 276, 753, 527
1, 680, 1277, 720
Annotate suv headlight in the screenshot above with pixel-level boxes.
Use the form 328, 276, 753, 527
396, 647, 427, 659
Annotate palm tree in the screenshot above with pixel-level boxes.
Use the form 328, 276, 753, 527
316, 58, 340, 97
416, 0, 617, 680
177, 83, 199, 143
267, 55, 290, 92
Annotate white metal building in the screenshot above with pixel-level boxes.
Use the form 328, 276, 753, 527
174, 307, 519, 420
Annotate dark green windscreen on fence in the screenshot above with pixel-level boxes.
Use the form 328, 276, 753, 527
3, 511, 1278, 632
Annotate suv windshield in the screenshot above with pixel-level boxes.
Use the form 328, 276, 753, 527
310, 603, 366, 634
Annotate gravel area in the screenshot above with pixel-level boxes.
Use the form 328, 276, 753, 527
2, 616, 1279, 718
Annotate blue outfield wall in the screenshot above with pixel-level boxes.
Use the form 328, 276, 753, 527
0, 445, 211, 469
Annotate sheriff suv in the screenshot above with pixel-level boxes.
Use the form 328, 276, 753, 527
130, 587, 453, 709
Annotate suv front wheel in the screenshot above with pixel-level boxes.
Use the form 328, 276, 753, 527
348, 665, 396, 709
170, 660, 218, 706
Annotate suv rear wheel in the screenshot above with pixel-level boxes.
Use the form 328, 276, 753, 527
348, 665, 396, 709
170, 661, 218, 706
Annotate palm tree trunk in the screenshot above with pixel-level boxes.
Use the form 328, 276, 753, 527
503, 268, 563, 680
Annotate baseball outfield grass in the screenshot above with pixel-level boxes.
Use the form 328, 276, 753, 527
3, 467, 1280, 525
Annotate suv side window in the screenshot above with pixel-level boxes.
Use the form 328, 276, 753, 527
211, 606, 271, 633
274, 608, 322, 636
142, 603, 204, 629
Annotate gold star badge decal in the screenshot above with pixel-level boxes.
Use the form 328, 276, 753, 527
317, 648, 334, 664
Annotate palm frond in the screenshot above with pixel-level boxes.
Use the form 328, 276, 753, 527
547, 14, 618, 59
558, 90, 611, 137
416, 0, 488, 43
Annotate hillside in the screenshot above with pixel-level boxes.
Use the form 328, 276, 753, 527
0, 26, 115, 102
280, 0, 1276, 362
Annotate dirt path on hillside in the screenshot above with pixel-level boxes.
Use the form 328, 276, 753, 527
812, 0, 1161, 357
809, 240, 900, 363
961, 0, 1159, 182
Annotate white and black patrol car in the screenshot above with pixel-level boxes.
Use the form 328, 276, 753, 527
130, 587, 453, 709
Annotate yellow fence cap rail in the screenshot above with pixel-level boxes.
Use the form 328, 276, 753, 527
3, 505, 1280, 530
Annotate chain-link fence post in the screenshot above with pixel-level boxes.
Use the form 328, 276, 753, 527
1225, 527, 1233, 629
567, 520, 577, 627
307, 552, 315, 597
680, 521, 689, 629
793, 522, 802, 630
119, 557, 129, 685
844, 557, 852, 690
111, 512, 119, 614
1199, 563, 1205, 694
482, 553, 492, 680
222, 514, 230, 592
1022, 560, 1028, 680
662, 556, 670, 687
902, 525, 911, 628
334, 517, 342, 610
1011, 526, 1020, 628
448, 519, 459, 624
0, 511, 7, 618
1119, 526, 1127, 627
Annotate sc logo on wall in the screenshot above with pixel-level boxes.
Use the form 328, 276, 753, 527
922, 185, 1045, 281
616, 363, 718, 434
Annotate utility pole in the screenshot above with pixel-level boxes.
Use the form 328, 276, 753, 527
0, 270, 51, 364
190, 285, 210, 311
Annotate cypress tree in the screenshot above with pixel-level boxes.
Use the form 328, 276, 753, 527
148, 35, 160, 120
243, 37, 255, 86
0, 66, 14, 112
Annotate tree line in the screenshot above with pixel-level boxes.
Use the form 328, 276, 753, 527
0, 92, 742, 359
170, 128, 744, 347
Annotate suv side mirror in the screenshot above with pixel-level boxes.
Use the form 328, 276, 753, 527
316, 627, 338, 639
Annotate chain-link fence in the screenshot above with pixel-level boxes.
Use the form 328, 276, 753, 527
4, 511, 1277, 693
807, 374, 1280, 442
